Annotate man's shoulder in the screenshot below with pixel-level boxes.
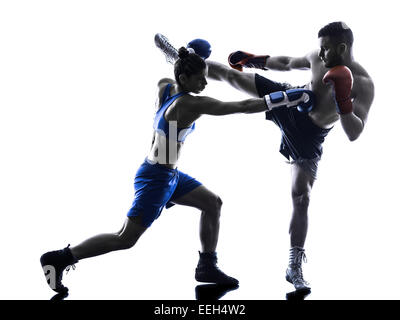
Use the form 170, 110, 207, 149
352, 64, 375, 105
354, 75, 375, 104
308, 51, 326, 72
355, 73, 374, 88
352, 63, 374, 93
352, 62, 373, 81
307, 50, 321, 62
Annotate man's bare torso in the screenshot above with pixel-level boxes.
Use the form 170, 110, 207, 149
306, 50, 372, 129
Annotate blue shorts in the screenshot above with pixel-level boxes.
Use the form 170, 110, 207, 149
127, 159, 202, 227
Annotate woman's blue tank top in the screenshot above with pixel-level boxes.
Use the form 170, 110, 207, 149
153, 84, 195, 142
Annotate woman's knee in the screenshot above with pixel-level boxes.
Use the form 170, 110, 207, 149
202, 194, 223, 215
117, 234, 139, 250
116, 218, 146, 250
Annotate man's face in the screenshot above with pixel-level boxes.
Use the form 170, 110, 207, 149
318, 36, 344, 68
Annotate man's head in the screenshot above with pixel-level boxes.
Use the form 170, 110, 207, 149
174, 47, 207, 94
318, 22, 354, 68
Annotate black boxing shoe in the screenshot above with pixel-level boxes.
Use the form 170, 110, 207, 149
195, 252, 239, 285
40, 244, 78, 293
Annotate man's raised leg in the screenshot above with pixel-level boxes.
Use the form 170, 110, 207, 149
206, 61, 260, 98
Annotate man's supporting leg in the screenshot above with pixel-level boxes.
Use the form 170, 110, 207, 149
289, 163, 315, 248
171, 185, 239, 285
286, 163, 315, 291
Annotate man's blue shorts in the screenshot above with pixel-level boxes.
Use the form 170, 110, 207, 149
127, 159, 202, 228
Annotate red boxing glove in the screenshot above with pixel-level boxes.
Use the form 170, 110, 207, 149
228, 51, 269, 72
322, 66, 354, 114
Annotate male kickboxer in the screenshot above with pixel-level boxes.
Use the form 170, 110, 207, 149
206, 21, 375, 291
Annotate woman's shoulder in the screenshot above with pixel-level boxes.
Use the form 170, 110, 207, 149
156, 78, 175, 104
157, 78, 175, 89
174, 94, 214, 116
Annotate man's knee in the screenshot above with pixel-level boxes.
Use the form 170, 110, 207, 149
292, 190, 311, 209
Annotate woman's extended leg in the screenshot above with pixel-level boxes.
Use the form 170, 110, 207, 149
70, 216, 147, 261
40, 216, 147, 293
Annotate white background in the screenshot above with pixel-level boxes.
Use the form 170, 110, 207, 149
0, 0, 399, 300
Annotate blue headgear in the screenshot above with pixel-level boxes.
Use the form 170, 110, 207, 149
187, 39, 212, 60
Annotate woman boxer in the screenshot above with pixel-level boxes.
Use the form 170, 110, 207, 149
40, 47, 270, 294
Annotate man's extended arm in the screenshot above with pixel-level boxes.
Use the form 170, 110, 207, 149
265, 55, 311, 71
226, 50, 313, 72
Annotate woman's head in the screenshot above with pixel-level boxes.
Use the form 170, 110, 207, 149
174, 47, 207, 94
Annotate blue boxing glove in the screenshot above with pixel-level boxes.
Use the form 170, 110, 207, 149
264, 88, 315, 113
187, 39, 212, 60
